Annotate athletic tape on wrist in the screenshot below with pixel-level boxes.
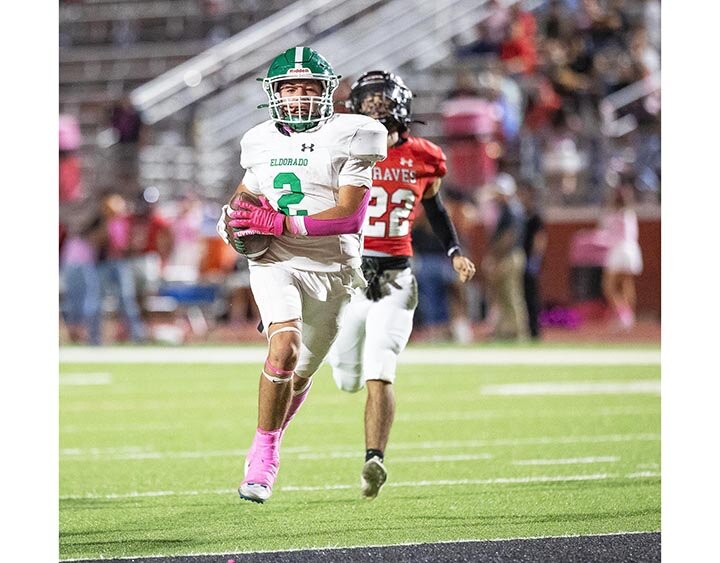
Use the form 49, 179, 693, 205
287, 216, 307, 236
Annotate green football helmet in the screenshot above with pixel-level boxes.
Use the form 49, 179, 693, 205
260, 46, 341, 132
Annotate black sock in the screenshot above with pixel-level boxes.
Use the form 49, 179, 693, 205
365, 448, 384, 462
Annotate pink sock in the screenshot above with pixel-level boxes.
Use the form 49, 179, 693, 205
243, 427, 282, 486
281, 378, 313, 435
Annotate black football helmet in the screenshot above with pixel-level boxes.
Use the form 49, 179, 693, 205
348, 70, 413, 134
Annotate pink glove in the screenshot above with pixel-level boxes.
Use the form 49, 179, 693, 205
227, 196, 285, 237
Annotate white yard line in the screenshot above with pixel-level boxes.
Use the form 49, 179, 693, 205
59, 471, 660, 500
59, 346, 660, 365
59, 530, 660, 562
512, 456, 620, 466
396, 406, 658, 422
481, 381, 661, 396
60, 433, 659, 461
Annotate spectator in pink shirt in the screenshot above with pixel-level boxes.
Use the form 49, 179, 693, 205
86, 193, 147, 344
441, 81, 504, 193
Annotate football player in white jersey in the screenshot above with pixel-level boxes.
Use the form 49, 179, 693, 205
327, 71, 476, 499
216, 47, 387, 503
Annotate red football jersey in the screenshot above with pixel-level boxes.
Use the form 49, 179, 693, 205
363, 136, 447, 256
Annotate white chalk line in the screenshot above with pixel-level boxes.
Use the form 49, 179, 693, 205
59, 471, 660, 500
481, 380, 660, 396
60, 433, 659, 461
59, 530, 660, 562
397, 406, 658, 421
59, 346, 660, 365
513, 456, 620, 466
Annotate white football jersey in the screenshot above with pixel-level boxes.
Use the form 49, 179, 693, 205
239, 113, 387, 271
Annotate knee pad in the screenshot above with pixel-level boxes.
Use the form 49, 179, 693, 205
265, 325, 302, 380
267, 325, 301, 342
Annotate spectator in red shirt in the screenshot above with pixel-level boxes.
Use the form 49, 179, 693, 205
129, 196, 174, 301
510, 2, 536, 39
59, 114, 83, 203
500, 17, 538, 75
59, 151, 83, 203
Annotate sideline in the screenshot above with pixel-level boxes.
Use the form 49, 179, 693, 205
60, 346, 660, 365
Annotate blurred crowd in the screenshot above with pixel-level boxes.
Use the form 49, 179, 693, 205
59, 186, 260, 345
59, 0, 658, 344
60, 110, 253, 345
405, 0, 658, 341
443, 0, 660, 204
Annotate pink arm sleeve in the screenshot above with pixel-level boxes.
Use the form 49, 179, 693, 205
287, 189, 370, 236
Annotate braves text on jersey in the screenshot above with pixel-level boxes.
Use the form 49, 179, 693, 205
363, 136, 447, 256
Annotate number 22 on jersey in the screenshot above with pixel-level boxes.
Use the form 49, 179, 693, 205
365, 185, 416, 238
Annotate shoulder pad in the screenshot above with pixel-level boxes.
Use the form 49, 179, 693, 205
410, 136, 447, 178
239, 121, 273, 168
349, 119, 387, 163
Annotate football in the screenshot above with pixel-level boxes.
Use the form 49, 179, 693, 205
227, 192, 272, 259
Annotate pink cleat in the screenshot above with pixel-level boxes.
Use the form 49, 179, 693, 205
239, 428, 281, 503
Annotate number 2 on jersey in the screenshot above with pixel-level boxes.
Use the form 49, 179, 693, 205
365, 185, 416, 237
273, 172, 308, 216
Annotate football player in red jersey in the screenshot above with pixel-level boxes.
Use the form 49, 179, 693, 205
327, 71, 476, 499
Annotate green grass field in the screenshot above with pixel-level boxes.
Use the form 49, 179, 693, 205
59, 346, 660, 561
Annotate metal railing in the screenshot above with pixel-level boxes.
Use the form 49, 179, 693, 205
599, 72, 661, 137
193, 0, 501, 150
130, 0, 383, 124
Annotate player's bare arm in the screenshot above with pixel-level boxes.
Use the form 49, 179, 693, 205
300, 184, 369, 221
421, 178, 476, 283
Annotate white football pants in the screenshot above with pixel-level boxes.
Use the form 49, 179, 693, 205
249, 262, 364, 378
328, 267, 418, 392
